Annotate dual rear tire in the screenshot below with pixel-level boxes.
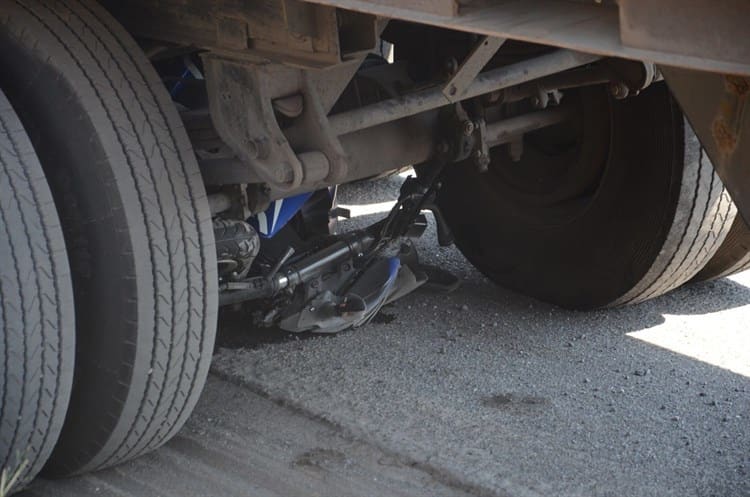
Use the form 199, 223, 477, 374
0, 89, 74, 494
1, 0, 217, 481
438, 84, 738, 309
692, 215, 750, 282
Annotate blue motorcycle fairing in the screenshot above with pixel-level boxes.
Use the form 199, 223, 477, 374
249, 192, 314, 238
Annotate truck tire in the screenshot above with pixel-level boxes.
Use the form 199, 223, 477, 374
692, 215, 750, 282
0, 0, 218, 476
0, 90, 74, 493
437, 84, 736, 309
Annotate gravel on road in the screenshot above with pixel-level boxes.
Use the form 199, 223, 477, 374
214, 175, 750, 497
23, 175, 750, 497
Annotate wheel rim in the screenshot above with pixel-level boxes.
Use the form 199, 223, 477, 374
485, 87, 612, 226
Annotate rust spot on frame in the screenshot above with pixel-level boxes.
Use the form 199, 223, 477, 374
712, 117, 738, 156
725, 76, 750, 97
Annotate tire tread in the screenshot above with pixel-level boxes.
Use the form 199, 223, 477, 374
612, 129, 736, 306
0, 90, 74, 493
692, 214, 750, 282
1, 0, 216, 476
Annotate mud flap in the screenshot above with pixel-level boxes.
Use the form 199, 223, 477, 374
662, 67, 750, 224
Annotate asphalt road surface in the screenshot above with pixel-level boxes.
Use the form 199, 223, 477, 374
23, 175, 750, 497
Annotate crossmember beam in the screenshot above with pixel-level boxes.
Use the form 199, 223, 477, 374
300, 0, 750, 76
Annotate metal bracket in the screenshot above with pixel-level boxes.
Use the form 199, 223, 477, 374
203, 54, 349, 197
662, 67, 750, 224
445, 102, 490, 172
283, 72, 350, 186
442, 36, 506, 102
203, 55, 306, 191
473, 118, 490, 172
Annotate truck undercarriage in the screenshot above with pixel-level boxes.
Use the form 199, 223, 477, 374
0, 0, 749, 492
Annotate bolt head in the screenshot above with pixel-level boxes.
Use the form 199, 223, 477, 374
609, 82, 629, 99
444, 58, 458, 75
475, 149, 490, 168
248, 137, 270, 160
462, 120, 475, 136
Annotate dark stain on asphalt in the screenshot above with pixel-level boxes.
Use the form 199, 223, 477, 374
294, 448, 349, 470
481, 393, 550, 410
372, 311, 397, 324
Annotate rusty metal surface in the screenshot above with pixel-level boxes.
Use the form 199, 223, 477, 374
662, 67, 750, 225
107, 0, 376, 68
107, 1, 750, 75
299, 0, 750, 76
619, 0, 750, 70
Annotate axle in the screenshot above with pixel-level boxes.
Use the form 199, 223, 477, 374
328, 49, 601, 136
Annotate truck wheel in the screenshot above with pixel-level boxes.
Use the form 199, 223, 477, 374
692, 215, 750, 282
437, 84, 736, 309
0, 91, 74, 493
0, 0, 218, 476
